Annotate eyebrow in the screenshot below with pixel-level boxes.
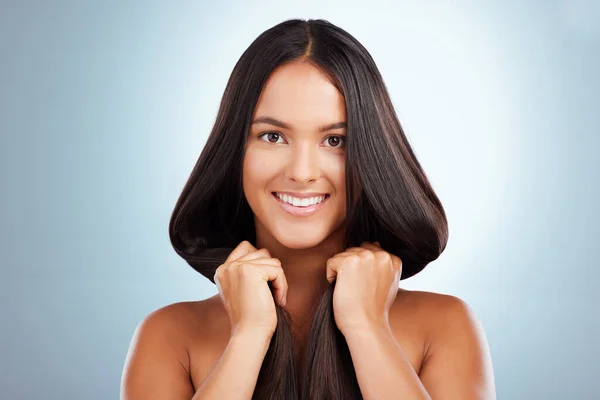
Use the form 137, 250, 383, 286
251, 116, 347, 132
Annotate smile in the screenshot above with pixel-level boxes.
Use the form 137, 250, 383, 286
271, 192, 330, 217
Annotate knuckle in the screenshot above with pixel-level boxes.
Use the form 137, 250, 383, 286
348, 254, 361, 264
214, 266, 226, 283
359, 250, 374, 258
239, 263, 257, 275
229, 261, 247, 274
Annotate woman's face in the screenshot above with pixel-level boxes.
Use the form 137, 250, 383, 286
243, 60, 347, 250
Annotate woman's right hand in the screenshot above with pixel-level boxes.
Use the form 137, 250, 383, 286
214, 241, 288, 338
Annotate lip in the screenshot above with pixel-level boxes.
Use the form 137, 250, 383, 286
273, 191, 329, 199
272, 192, 330, 217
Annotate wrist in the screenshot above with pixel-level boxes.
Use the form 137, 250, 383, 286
228, 330, 273, 360
340, 319, 392, 340
231, 325, 274, 344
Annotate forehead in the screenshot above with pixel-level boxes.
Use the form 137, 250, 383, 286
253, 61, 346, 127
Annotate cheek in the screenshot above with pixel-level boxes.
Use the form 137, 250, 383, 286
332, 162, 347, 212
243, 150, 278, 191
331, 159, 346, 193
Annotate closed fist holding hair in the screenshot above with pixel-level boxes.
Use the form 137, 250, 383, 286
326, 241, 402, 335
214, 241, 288, 338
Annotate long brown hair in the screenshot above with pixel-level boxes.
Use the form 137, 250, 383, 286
168, 18, 448, 399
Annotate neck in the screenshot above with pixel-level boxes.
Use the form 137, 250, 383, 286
254, 223, 346, 336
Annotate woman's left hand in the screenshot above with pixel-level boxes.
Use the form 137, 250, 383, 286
326, 241, 403, 334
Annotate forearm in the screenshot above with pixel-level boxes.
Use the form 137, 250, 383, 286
344, 324, 431, 400
192, 330, 272, 400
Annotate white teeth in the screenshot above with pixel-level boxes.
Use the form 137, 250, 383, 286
275, 193, 326, 207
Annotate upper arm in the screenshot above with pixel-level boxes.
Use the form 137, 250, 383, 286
418, 295, 496, 400
120, 304, 196, 400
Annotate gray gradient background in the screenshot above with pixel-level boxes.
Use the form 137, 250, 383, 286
1, 0, 598, 399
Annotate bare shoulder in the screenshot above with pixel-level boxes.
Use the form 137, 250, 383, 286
384, 288, 455, 374
390, 288, 462, 333
392, 288, 484, 354
387, 289, 481, 372
392, 288, 496, 398
120, 299, 217, 399
393, 287, 473, 322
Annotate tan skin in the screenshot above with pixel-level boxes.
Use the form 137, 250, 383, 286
121, 61, 495, 399
186, 287, 430, 386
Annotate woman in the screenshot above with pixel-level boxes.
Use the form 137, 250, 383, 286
121, 18, 496, 400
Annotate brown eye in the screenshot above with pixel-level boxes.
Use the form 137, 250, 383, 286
259, 132, 284, 143
325, 136, 345, 148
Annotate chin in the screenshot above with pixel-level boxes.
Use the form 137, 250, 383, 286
272, 227, 330, 250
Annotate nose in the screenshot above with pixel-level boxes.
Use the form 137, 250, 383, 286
283, 142, 320, 184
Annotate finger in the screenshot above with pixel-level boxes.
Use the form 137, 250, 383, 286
338, 247, 363, 255
328, 251, 359, 260
326, 256, 344, 284
328, 245, 375, 260
338, 247, 375, 257
391, 255, 403, 271
236, 248, 272, 262
213, 270, 221, 288
254, 265, 288, 306
360, 243, 396, 269
361, 242, 381, 251
240, 256, 281, 268
226, 241, 257, 263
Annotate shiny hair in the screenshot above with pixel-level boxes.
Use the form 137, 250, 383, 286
169, 18, 448, 399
